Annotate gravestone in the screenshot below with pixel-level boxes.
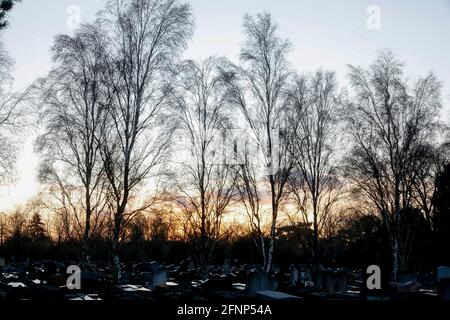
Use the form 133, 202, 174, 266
178, 260, 189, 272
437, 266, 450, 300
0, 257, 5, 267
272, 264, 280, 273
317, 269, 347, 294
152, 269, 167, 288
245, 270, 278, 296
149, 262, 167, 289
289, 265, 298, 286
223, 259, 231, 275
255, 290, 303, 301
437, 266, 450, 282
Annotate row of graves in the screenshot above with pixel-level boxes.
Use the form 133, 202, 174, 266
1, 256, 449, 301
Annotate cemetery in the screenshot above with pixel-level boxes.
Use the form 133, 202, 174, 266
0, 257, 448, 302
0, 1, 449, 314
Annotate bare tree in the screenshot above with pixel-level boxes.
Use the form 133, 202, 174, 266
288, 70, 343, 277
170, 57, 235, 279
342, 50, 442, 280
0, 41, 31, 183
99, 0, 193, 280
36, 24, 110, 265
222, 13, 295, 273
411, 143, 447, 230
234, 148, 267, 266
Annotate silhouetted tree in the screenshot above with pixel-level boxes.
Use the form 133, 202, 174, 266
288, 70, 344, 278
234, 143, 267, 266
223, 13, 295, 273
342, 50, 442, 280
433, 163, 450, 265
0, 42, 30, 183
27, 212, 46, 241
99, 0, 193, 280
170, 57, 236, 279
36, 24, 111, 265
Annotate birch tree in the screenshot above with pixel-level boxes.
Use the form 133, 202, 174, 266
288, 70, 343, 276
36, 24, 110, 265
234, 148, 267, 266
342, 50, 442, 280
223, 13, 295, 273
171, 57, 235, 279
100, 0, 193, 279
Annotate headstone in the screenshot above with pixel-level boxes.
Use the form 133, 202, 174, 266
318, 269, 347, 294
146, 263, 167, 289
289, 265, 298, 286
117, 284, 151, 293
272, 264, 280, 273
223, 259, 231, 275
437, 266, 450, 282
178, 260, 188, 272
255, 290, 303, 301
135, 262, 167, 289
232, 283, 246, 291
0, 257, 5, 267
245, 270, 278, 296
152, 268, 167, 288
437, 266, 450, 300
7, 282, 27, 288
65, 293, 102, 301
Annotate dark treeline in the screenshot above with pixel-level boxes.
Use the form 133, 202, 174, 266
0, 0, 449, 283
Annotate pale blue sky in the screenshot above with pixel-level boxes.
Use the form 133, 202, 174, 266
0, 0, 449, 210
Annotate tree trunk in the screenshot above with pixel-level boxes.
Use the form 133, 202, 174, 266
81, 188, 91, 267
265, 206, 277, 273
259, 234, 266, 268
312, 216, 319, 281
112, 207, 123, 283
392, 237, 399, 281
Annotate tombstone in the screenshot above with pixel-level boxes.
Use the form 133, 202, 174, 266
437, 266, 450, 300
116, 284, 152, 301
317, 269, 347, 294
245, 270, 278, 296
0, 257, 5, 267
232, 283, 246, 291
437, 266, 450, 282
151, 268, 167, 288
178, 260, 189, 272
223, 259, 231, 275
289, 265, 299, 286
141, 262, 167, 289
272, 264, 280, 274
117, 284, 151, 293
255, 290, 303, 301
65, 293, 102, 301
